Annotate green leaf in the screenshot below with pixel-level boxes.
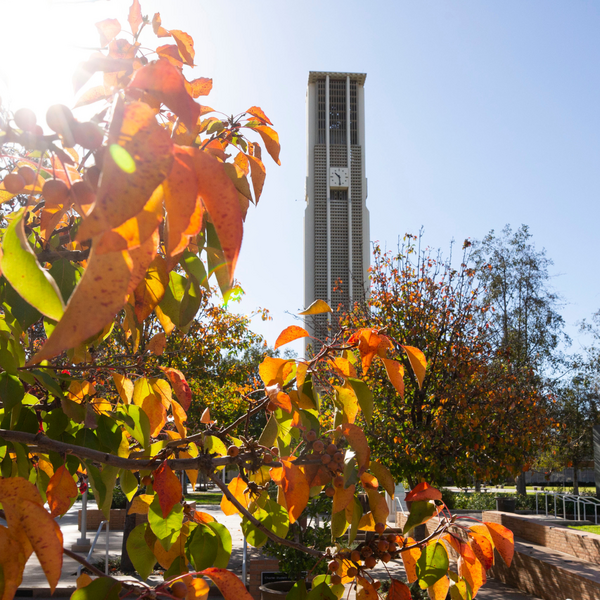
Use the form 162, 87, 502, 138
347, 497, 363, 545
416, 541, 449, 589
117, 404, 150, 449
148, 495, 183, 550
179, 279, 201, 330
126, 523, 157, 580
158, 271, 187, 328
331, 509, 348, 541
2, 279, 41, 329
120, 469, 139, 501
258, 416, 278, 448
0, 372, 24, 411
307, 582, 337, 600
48, 259, 82, 302
206, 521, 232, 568
450, 579, 472, 600
71, 577, 122, 600
286, 580, 308, 600
402, 500, 437, 534
311, 577, 344, 600
264, 498, 289, 538
369, 461, 395, 498
347, 378, 373, 423
31, 369, 64, 400
186, 523, 218, 569
0, 209, 65, 321
241, 506, 269, 548
181, 249, 208, 290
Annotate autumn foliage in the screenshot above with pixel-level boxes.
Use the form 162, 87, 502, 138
0, 3, 512, 600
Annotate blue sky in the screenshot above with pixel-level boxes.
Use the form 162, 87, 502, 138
2, 0, 599, 356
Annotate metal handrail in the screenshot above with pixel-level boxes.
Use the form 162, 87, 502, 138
77, 519, 110, 576
535, 491, 600, 524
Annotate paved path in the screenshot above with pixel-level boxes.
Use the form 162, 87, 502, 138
16, 503, 541, 599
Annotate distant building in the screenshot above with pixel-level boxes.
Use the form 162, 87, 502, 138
304, 72, 370, 350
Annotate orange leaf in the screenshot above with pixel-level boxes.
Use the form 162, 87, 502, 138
128, 494, 154, 515
201, 568, 253, 600
469, 530, 494, 571
402, 345, 426, 389
127, 229, 160, 297
77, 100, 174, 241
156, 44, 183, 67
427, 575, 449, 600
164, 146, 204, 257
381, 357, 405, 398
246, 155, 266, 206
96, 18, 121, 47
401, 537, 421, 583
251, 124, 281, 165
143, 392, 167, 437
330, 357, 357, 378
134, 256, 169, 322
152, 13, 171, 37
405, 482, 442, 503
246, 106, 273, 126
162, 367, 192, 411
333, 483, 355, 514
259, 356, 290, 386
357, 511, 376, 531
443, 534, 476, 564
15, 499, 63, 592
183, 576, 210, 600
458, 555, 486, 597
153, 462, 182, 518
360, 472, 378, 490
300, 464, 332, 488
128, 0, 143, 34
0, 525, 26, 600
220, 476, 249, 516
484, 521, 514, 567
148, 332, 167, 356
200, 407, 213, 424
95, 185, 164, 254
46, 465, 78, 517
193, 510, 216, 524
29, 248, 133, 364
274, 325, 310, 350
270, 460, 309, 524
338, 423, 370, 474
366, 488, 389, 525
266, 385, 292, 413
171, 30, 195, 66
128, 58, 200, 130
191, 149, 243, 285
187, 77, 213, 98
171, 399, 188, 438
388, 579, 412, 600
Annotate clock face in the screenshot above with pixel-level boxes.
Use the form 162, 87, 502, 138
329, 167, 349, 188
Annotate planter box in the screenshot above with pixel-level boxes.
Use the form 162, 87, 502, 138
78, 508, 147, 531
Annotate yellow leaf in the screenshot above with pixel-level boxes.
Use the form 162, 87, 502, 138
258, 356, 291, 386
128, 494, 154, 515
299, 299, 332, 315
134, 256, 169, 322
427, 576, 450, 600
113, 373, 134, 404
148, 331, 167, 355
0, 525, 26, 600
402, 345, 426, 389
402, 537, 421, 583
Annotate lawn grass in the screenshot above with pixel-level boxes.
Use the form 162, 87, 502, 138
184, 492, 223, 505
569, 524, 600, 535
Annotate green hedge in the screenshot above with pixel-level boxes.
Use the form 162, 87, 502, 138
441, 490, 538, 511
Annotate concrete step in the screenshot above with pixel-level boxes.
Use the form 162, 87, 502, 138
489, 536, 600, 600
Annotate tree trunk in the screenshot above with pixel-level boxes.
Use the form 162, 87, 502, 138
516, 470, 527, 496
120, 504, 137, 573
475, 479, 481, 493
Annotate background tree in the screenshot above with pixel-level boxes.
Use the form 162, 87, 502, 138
472, 224, 568, 493
341, 235, 550, 488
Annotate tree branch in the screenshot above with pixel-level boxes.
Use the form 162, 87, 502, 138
37, 247, 90, 264
208, 471, 323, 558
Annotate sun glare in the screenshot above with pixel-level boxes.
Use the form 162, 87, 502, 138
0, 0, 109, 126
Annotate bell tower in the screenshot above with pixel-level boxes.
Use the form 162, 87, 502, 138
304, 72, 369, 349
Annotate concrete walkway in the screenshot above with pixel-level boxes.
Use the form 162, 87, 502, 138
15, 502, 541, 599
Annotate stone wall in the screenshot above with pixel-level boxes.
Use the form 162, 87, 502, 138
247, 550, 280, 600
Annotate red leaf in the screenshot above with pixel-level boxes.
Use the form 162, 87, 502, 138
188, 78, 213, 98
469, 530, 494, 571
46, 465, 78, 517
246, 106, 273, 125
128, 58, 200, 130
388, 579, 412, 600
153, 462, 182, 518
274, 325, 310, 349
162, 367, 192, 411
156, 44, 183, 68
171, 30, 195, 66
128, 0, 143, 35
405, 482, 442, 503
190, 149, 243, 285
200, 568, 254, 600
96, 18, 121, 47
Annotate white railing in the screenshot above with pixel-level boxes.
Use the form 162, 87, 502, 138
535, 491, 600, 524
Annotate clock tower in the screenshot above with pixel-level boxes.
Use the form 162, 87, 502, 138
304, 72, 369, 350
